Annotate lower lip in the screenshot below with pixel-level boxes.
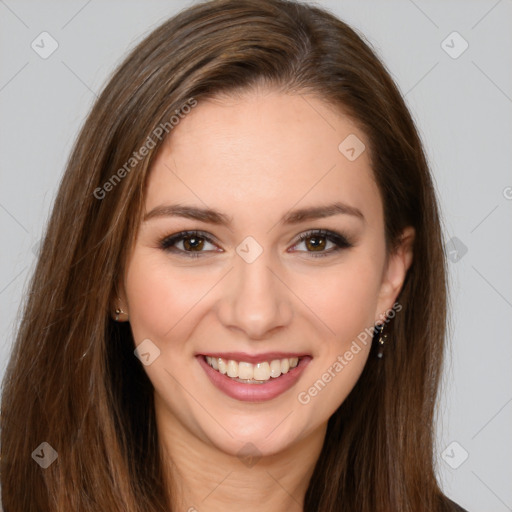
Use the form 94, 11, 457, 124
197, 355, 311, 402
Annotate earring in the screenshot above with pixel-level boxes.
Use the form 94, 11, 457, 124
114, 299, 127, 321
376, 322, 388, 359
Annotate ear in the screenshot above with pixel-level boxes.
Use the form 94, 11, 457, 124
374, 226, 415, 323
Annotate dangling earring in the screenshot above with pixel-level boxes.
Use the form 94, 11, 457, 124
376, 322, 388, 359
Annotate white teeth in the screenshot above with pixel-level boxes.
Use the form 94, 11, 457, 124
218, 358, 227, 374
227, 360, 238, 378
205, 356, 300, 382
238, 362, 253, 380
270, 359, 281, 378
253, 362, 270, 381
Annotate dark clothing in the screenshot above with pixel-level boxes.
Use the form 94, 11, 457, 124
447, 496, 470, 512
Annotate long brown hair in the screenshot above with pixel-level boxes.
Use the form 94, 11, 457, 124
1, 0, 454, 510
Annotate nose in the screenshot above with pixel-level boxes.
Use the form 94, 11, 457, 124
216, 251, 293, 340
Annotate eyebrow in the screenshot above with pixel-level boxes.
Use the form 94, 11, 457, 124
143, 201, 364, 226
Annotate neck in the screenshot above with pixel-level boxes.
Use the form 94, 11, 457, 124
156, 405, 327, 512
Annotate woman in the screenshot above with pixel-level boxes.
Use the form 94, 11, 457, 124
0, 0, 469, 510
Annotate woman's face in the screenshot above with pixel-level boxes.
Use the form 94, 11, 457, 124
121, 89, 413, 458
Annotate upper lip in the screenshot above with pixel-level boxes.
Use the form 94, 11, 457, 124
198, 352, 310, 364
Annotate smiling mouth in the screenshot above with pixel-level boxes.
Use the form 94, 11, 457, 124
204, 355, 300, 384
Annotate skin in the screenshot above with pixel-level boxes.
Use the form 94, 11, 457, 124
116, 87, 414, 511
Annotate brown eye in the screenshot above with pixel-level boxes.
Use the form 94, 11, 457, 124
182, 235, 205, 251
304, 235, 327, 252
159, 231, 220, 257
292, 229, 353, 258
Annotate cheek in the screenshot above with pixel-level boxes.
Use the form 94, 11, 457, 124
295, 257, 382, 341
293, 261, 381, 417
124, 251, 206, 344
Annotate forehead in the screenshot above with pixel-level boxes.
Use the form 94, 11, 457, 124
145, 90, 381, 229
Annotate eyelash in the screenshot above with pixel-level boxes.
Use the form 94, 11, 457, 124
158, 229, 353, 259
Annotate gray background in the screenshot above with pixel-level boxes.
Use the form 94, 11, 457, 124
1, 1, 511, 510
